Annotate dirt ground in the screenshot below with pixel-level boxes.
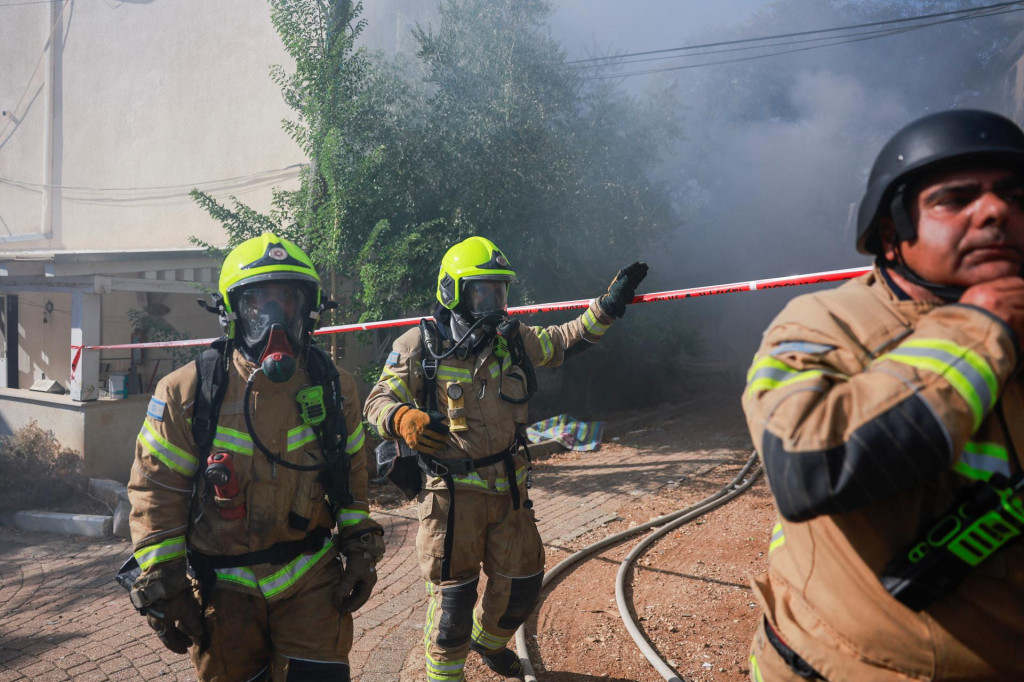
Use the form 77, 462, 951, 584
453, 397, 774, 682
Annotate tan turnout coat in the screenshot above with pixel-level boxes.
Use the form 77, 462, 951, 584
743, 267, 1024, 681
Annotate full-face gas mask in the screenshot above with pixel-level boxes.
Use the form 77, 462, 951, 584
234, 281, 313, 382
449, 279, 509, 355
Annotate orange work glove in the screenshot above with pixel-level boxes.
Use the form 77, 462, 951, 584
392, 406, 450, 455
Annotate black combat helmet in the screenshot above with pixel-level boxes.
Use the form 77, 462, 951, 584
857, 109, 1024, 255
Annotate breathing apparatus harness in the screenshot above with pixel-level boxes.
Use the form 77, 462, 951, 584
403, 306, 538, 580
173, 294, 353, 602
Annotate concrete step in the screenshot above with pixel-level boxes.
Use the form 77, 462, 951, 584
2, 510, 113, 538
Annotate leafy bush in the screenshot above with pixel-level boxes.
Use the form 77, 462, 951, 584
0, 422, 92, 513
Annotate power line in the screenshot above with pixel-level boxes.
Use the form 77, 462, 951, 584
0, 0, 70, 145
0, 165, 305, 207
580, 4, 1023, 80
569, 0, 1024, 66
0, 0, 64, 6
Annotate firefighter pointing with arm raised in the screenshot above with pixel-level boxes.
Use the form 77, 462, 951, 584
126, 233, 383, 682
364, 236, 647, 681
743, 110, 1024, 681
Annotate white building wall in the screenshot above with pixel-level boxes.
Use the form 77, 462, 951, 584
1, 0, 303, 251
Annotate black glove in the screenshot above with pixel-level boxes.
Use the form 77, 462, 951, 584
335, 532, 386, 613
130, 561, 203, 654
599, 261, 649, 318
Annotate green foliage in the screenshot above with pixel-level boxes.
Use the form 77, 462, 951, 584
189, 0, 695, 411
0, 422, 92, 513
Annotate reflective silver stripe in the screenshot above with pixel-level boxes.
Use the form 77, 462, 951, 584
882, 342, 996, 427
748, 364, 795, 386
345, 423, 365, 454
259, 538, 333, 599
336, 509, 368, 527
532, 327, 554, 365
769, 523, 785, 553
770, 341, 835, 357
472, 614, 509, 649
582, 307, 609, 336
212, 426, 254, 456
215, 566, 259, 589
288, 425, 317, 451
383, 367, 414, 404
437, 365, 472, 383
134, 536, 187, 571
955, 441, 1011, 481
138, 422, 198, 477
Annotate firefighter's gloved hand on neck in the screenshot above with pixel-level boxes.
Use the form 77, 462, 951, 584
235, 282, 311, 382
129, 560, 204, 654
334, 532, 385, 613
392, 406, 449, 455
599, 261, 649, 318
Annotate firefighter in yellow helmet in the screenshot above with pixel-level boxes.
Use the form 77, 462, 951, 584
743, 110, 1024, 680
364, 236, 648, 680
126, 233, 383, 681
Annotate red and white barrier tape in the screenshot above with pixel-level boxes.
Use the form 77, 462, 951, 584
70, 265, 872, 365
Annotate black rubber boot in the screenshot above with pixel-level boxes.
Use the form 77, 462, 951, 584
470, 642, 524, 680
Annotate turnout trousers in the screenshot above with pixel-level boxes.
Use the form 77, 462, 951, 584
190, 556, 353, 682
417, 485, 545, 682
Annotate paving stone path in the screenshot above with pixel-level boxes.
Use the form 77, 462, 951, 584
0, 413, 739, 681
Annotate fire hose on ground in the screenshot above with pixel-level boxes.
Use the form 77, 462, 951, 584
513, 453, 762, 682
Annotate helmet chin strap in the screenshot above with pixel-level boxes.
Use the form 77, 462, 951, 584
258, 325, 297, 382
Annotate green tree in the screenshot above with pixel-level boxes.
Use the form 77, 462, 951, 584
359, 0, 679, 311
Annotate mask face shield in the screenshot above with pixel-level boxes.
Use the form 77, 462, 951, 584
462, 279, 509, 319
234, 282, 310, 354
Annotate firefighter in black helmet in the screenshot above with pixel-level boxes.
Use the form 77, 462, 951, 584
744, 109, 1024, 680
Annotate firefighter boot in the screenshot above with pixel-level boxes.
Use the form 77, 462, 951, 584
470, 642, 524, 680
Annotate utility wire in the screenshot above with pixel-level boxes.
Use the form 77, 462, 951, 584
0, 0, 70, 144
583, 7, 1013, 68
0, 0, 64, 6
569, 0, 1024, 65
0, 165, 304, 207
581, 5, 1022, 80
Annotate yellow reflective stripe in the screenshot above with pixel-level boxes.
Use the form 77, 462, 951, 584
336, 509, 369, 527
345, 422, 365, 454
452, 472, 489, 489
488, 361, 500, 379
258, 538, 333, 599
769, 522, 786, 553
746, 358, 830, 395
750, 653, 764, 682
134, 536, 187, 571
423, 583, 468, 681
582, 308, 609, 336
451, 466, 527, 491
287, 424, 317, 451
215, 567, 258, 589
955, 440, 1011, 481
880, 349, 988, 429
901, 338, 999, 399
383, 367, 415, 404
138, 421, 198, 476
471, 613, 509, 649
437, 364, 472, 383
532, 327, 554, 365
212, 425, 253, 456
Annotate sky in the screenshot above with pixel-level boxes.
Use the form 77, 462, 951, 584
548, 0, 771, 58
